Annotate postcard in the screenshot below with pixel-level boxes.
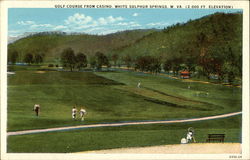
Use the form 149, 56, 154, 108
1, 0, 249, 159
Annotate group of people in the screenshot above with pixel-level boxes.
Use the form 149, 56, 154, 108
33, 104, 87, 121
72, 106, 87, 121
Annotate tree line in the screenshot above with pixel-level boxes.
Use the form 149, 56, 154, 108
8, 50, 44, 65
8, 45, 241, 84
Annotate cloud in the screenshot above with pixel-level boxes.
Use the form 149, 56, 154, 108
17, 21, 35, 25
132, 13, 139, 17
53, 25, 67, 30
14, 13, 144, 35
98, 16, 123, 25
65, 13, 93, 25
146, 22, 169, 27
61, 13, 127, 34
129, 22, 141, 27
64, 13, 124, 28
30, 24, 53, 29
116, 21, 141, 27
17, 20, 55, 30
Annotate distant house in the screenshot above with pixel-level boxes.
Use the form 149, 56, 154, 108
180, 70, 190, 79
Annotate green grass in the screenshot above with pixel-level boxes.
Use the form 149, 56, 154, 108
96, 71, 242, 113
7, 66, 242, 153
8, 68, 241, 131
7, 115, 241, 153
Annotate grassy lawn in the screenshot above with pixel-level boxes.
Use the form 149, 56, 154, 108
96, 71, 242, 114
7, 66, 242, 153
7, 66, 241, 131
7, 115, 241, 153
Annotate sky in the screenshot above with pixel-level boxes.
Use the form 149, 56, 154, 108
8, 8, 242, 37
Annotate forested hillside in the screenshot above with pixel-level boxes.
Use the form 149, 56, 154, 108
8, 29, 157, 62
112, 12, 242, 82
8, 12, 242, 83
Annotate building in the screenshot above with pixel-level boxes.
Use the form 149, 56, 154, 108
180, 70, 190, 79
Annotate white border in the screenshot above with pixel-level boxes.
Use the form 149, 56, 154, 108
1, 1, 249, 160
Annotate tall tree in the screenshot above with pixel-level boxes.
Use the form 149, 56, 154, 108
163, 59, 172, 73
95, 52, 109, 70
23, 53, 33, 64
89, 56, 97, 70
111, 53, 119, 67
76, 52, 87, 71
34, 54, 43, 64
123, 55, 132, 69
135, 56, 161, 74
61, 48, 76, 71
8, 50, 18, 64
150, 57, 162, 74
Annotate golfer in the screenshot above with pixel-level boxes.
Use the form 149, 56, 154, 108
137, 81, 141, 88
79, 107, 87, 121
186, 130, 194, 143
33, 104, 40, 117
72, 106, 77, 120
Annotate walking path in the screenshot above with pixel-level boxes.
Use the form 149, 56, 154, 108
7, 111, 242, 136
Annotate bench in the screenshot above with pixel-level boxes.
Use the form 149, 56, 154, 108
206, 134, 225, 142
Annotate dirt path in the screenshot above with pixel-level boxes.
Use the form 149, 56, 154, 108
7, 111, 241, 136
79, 143, 241, 154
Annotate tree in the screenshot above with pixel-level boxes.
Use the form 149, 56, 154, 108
34, 54, 43, 64
123, 55, 132, 68
61, 48, 76, 71
198, 46, 226, 80
89, 56, 97, 70
111, 53, 119, 67
103, 55, 110, 70
23, 53, 33, 64
163, 59, 172, 73
135, 56, 161, 74
171, 57, 183, 76
221, 46, 241, 83
222, 62, 238, 84
76, 52, 87, 71
150, 57, 162, 74
95, 52, 109, 70
8, 50, 18, 64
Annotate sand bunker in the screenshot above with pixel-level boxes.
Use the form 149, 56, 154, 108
35, 71, 46, 74
79, 143, 241, 154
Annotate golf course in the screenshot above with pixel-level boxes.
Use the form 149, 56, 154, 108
7, 65, 242, 153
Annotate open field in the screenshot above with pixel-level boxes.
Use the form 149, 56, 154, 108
7, 65, 242, 152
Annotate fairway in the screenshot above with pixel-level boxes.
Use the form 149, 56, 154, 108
8, 68, 241, 131
7, 66, 242, 152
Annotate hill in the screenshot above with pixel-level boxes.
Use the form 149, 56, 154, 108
113, 12, 242, 59
111, 12, 242, 81
8, 12, 242, 62
8, 29, 157, 62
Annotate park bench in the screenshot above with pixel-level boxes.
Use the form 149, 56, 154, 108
206, 134, 225, 142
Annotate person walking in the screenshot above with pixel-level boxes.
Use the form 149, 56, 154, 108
79, 107, 87, 121
137, 81, 141, 88
72, 106, 77, 120
33, 104, 40, 117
